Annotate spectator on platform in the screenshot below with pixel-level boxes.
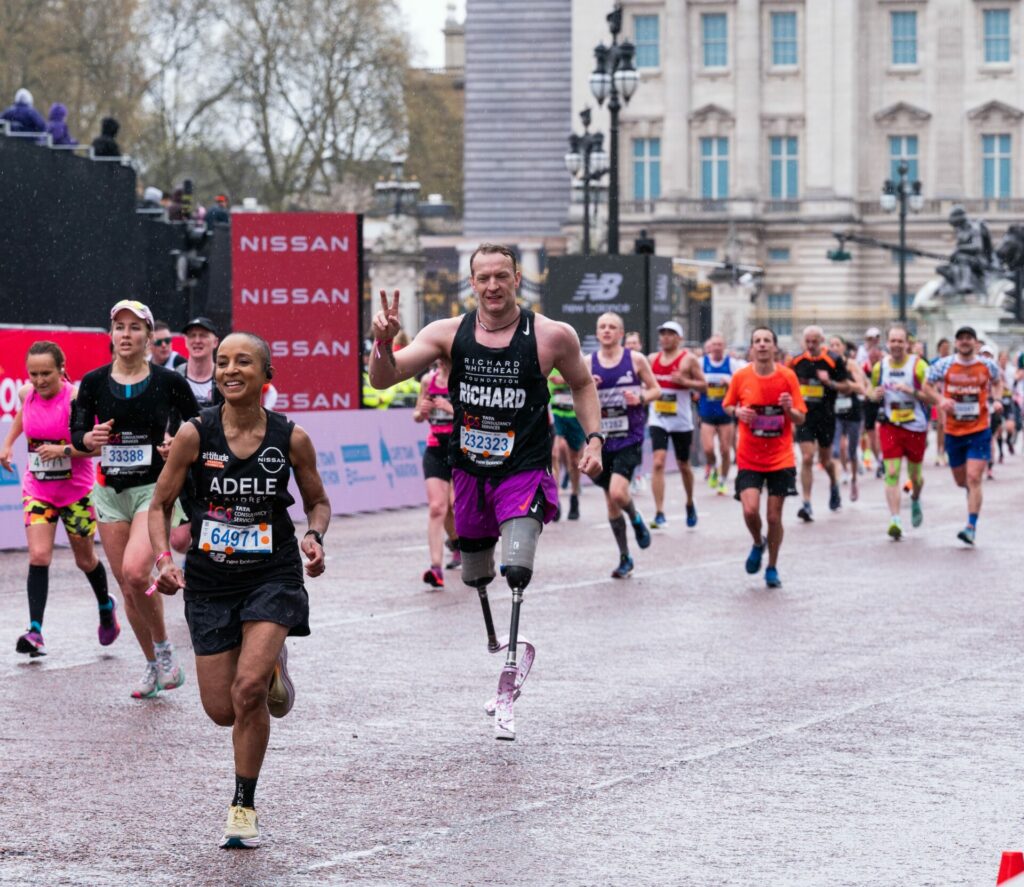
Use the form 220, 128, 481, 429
45, 103, 77, 145
167, 187, 186, 221
139, 186, 164, 212
91, 116, 121, 157
205, 194, 231, 227
1, 88, 45, 133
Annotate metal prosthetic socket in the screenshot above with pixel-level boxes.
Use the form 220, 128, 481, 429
492, 515, 542, 741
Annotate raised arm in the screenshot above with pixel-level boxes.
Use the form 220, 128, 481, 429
290, 425, 331, 578
368, 289, 450, 389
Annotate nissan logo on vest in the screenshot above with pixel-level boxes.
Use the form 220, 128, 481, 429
258, 447, 287, 474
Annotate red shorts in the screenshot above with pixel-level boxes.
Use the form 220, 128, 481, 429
879, 423, 927, 463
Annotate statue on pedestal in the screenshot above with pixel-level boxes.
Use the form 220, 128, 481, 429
935, 205, 994, 298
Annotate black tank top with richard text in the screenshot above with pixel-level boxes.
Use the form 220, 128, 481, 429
448, 308, 552, 478
184, 406, 302, 597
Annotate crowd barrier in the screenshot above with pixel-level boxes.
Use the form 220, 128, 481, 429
0, 406, 670, 550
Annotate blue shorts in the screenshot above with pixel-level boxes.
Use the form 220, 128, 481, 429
552, 414, 585, 451
944, 428, 992, 469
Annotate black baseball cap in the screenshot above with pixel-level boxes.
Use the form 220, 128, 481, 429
183, 316, 218, 336
954, 325, 977, 339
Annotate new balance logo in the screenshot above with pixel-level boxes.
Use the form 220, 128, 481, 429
572, 273, 623, 302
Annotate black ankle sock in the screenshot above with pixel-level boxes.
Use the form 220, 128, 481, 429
27, 564, 48, 627
85, 562, 110, 607
233, 774, 258, 809
610, 516, 629, 558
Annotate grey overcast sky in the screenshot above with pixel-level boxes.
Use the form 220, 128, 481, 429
398, 0, 466, 68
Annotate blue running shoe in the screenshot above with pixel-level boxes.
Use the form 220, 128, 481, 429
765, 566, 782, 588
686, 504, 698, 527
632, 514, 652, 549
745, 537, 766, 574
957, 525, 975, 546
649, 512, 666, 529
611, 555, 634, 579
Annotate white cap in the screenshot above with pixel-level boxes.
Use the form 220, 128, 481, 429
143, 186, 163, 203
658, 321, 684, 337
865, 326, 881, 338
14, 88, 32, 106
110, 299, 155, 329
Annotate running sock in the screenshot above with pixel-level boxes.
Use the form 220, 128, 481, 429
622, 500, 638, 522
968, 512, 979, 529
233, 774, 258, 810
29, 620, 42, 633
610, 516, 629, 558
85, 562, 110, 607
27, 564, 48, 627
153, 640, 172, 655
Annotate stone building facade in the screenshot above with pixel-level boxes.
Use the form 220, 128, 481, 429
570, 0, 1024, 346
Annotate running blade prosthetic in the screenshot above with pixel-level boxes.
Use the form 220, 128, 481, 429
484, 638, 535, 716
494, 665, 519, 740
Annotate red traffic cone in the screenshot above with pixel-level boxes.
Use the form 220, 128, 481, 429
997, 851, 1024, 884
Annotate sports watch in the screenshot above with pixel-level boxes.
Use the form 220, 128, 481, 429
304, 529, 324, 547
586, 432, 606, 446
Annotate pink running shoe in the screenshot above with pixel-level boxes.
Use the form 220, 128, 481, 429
97, 595, 121, 647
422, 566, 444, 588
16, 628, 46, 657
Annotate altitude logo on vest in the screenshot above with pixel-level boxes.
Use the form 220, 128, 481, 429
258, 446, 287, 474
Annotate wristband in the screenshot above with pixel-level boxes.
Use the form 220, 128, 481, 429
304, 529, 324, 547
154, 551, 173, 570
374, 338, 394, 358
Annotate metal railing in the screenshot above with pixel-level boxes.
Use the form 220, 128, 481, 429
1, 120, 135, 168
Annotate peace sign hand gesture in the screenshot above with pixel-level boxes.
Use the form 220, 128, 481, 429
372, 289, 402, 342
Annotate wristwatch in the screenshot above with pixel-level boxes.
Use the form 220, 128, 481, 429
63, 445, 72, 457
586, 431, 606, 446
304, 529, 324, 547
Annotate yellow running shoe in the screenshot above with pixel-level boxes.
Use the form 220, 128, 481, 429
267, 644, 295, 719
220, 805, 260, 849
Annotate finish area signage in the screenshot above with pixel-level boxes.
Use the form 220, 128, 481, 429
232, 213, 363, 411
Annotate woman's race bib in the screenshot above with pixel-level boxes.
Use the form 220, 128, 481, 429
27, 439, 71, 480
199, 520, 272, 555
835, 396, 853, 413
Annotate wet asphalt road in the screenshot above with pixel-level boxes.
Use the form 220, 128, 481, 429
1, 451, 1023, 886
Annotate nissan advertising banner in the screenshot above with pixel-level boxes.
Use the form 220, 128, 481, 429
232, 213, 363, 411
544, 255, 675, 353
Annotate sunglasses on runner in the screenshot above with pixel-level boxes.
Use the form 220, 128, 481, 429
153, 337, 172, 346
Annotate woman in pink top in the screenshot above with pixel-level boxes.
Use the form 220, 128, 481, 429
0, 341, 120, 656
412, 361, 459, 588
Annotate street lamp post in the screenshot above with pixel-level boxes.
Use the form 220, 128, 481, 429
589, 4, 639, 255
565, 108, 609, 256
880, 160, 924, 322
374, 156, 421, 216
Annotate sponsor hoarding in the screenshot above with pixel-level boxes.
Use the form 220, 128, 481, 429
232, 213, 363, 411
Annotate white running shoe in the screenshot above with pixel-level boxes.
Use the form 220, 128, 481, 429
156, 645, 185, 691
131, 661, 159, 699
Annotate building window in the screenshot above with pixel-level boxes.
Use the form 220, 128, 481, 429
984, 9, 1011, 63
983, 133, 1012, 197
633, 138, 661, 200
771, 12, 798, 66
767, 292, 793, 336
889, 135, 919, 182
695, 248, 717, 261
769, 136, 798, 199
891, 11, 917, 65
768, 248, 791, 262
703, 13, 728, 68
634, 15, 660, 68
700, 137, 729, 199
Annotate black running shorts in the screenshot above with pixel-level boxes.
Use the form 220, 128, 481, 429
795, 412, 836, 448
734, 467, 798, 500
184, 582, 310, 656
649, 426, 693, 462
592, 442, 643, 490
422, 445, 452, 482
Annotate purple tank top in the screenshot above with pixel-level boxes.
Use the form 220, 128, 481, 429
590, 350, 645, 452
22, 384, 95, 506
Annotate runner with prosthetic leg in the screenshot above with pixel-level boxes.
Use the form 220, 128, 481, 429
368, 243, 603, 740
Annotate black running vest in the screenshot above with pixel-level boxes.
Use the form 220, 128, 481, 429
448, 309, 552, 477
184, 406, 301, 596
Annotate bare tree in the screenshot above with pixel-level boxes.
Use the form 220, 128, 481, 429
218, 0, 408, 210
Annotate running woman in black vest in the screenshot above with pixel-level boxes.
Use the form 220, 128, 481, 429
149, 332, 330, 849
369, 243, 604, 740
71, 300, 199, 698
